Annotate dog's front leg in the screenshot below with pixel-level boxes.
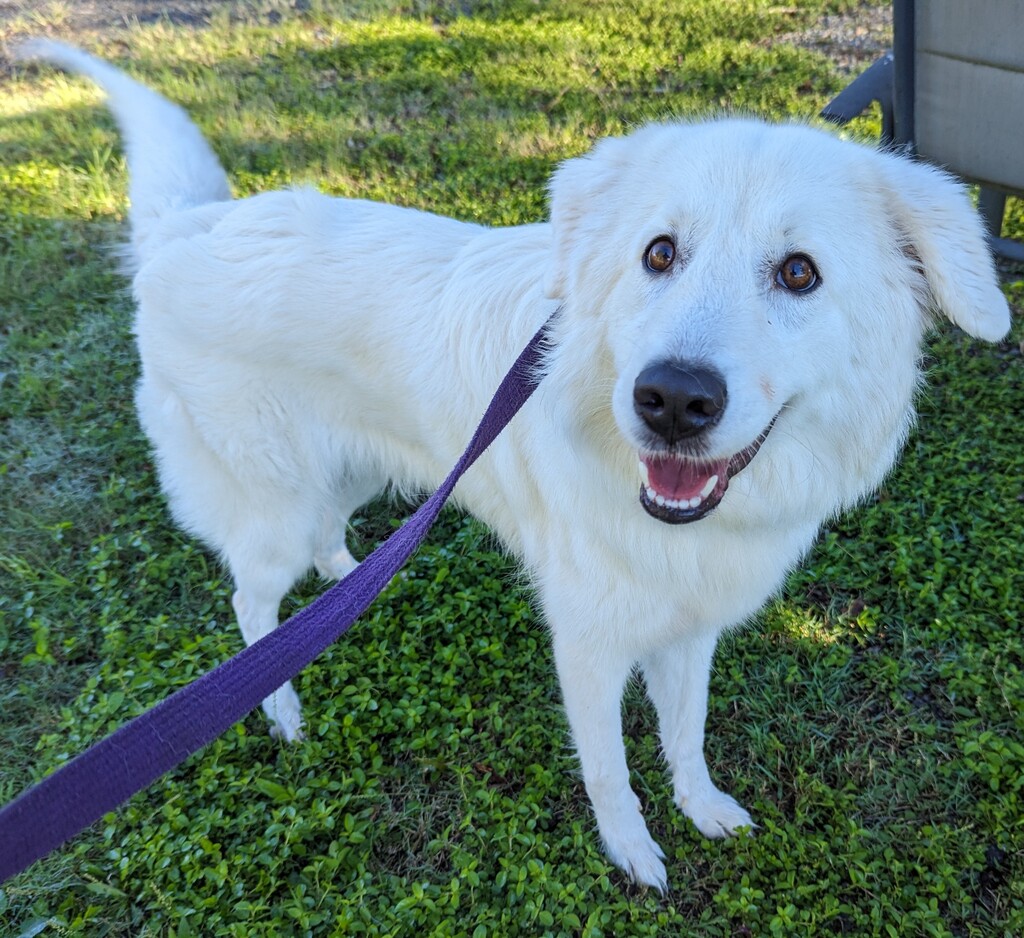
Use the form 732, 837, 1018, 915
640, 630, 754, 838
552, 636, 668, 892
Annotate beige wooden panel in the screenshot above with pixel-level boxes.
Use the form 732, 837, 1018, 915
915, 52, 1024, 190
917, 0, 1024, 72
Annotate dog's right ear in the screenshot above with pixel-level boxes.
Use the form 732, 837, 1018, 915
545, 137, 630, 300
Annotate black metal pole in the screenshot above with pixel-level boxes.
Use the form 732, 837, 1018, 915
892, 0, 915, 149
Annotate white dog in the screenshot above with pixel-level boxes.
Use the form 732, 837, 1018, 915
20, 40, 1010, 890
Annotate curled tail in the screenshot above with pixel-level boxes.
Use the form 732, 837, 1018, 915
15, 39, 232, 267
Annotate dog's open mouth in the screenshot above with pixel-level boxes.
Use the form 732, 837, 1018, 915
638, 417, 777, 524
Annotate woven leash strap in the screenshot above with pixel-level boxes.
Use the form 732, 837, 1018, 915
0, 317, 552, 884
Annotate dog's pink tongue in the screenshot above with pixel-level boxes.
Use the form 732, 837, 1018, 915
644, 456, 729, 501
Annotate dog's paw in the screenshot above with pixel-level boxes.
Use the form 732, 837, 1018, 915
604, 829, 668, 893
597, 805, 669, 893
679, 786, 755, 839
269, 718, 306, 743
263, 684, 305, 742
314, 547, 359, 581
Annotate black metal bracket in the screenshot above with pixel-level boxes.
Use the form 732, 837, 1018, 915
820, 53, 895, 145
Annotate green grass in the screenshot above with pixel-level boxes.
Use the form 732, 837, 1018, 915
1, 1, 1022, 935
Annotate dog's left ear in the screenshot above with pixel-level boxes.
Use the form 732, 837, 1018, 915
545, 136, 631, 300
877, 154, 1011, 342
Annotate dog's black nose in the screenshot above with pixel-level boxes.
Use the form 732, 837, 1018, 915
633, 361, 727, 444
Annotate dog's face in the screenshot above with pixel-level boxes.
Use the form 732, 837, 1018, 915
545, 119, 1010, 527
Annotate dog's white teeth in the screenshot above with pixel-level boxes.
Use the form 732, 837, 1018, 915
646, 486, 708, 512
642, 462, 720, 514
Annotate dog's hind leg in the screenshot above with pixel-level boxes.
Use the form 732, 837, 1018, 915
224, 516, 320, 742
313, 471, 385, 581
231, 564, 307, 741
641, 631, 755, 839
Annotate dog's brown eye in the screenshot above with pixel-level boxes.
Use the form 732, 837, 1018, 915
776, 254, 818, 293
644, 237, 676, 273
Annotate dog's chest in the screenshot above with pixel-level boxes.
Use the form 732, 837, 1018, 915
494, 480, 815, 649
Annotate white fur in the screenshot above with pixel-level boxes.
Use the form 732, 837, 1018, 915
19, 40, 1010, 890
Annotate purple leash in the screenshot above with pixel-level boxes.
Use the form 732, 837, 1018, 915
0, 317, 552, 884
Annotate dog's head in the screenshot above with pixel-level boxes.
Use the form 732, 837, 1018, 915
544, 119, 1011, 527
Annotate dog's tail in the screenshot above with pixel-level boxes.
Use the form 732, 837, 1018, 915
15, 39, 231, 267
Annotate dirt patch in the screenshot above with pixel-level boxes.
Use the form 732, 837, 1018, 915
769, 2, 892, 75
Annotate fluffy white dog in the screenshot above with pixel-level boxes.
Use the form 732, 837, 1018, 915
20, 40, 1010, 889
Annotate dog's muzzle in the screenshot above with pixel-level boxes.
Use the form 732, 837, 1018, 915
632, 360, 776, 523
637, 417, 776, 524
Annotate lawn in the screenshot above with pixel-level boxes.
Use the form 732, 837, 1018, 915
1, 1, 1022, 935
